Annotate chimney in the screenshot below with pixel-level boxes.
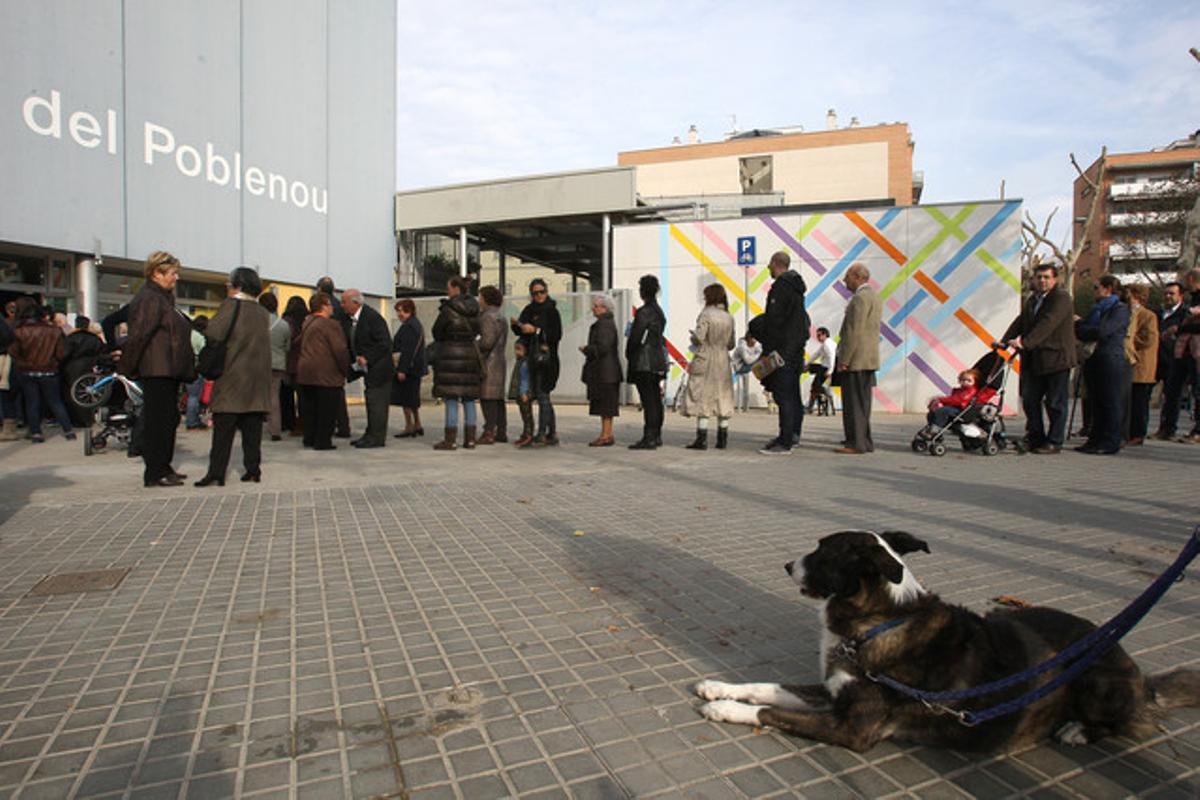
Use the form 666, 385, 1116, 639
825, 109, 837, 130
849, 116, 860, 128
671, 135, 682, 145
687, 124, 699, 144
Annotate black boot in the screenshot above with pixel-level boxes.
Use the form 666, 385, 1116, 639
716, 429, 728, 449
654, 429, 662, 447
686, 430, 708, 450
628, 427, 655, 450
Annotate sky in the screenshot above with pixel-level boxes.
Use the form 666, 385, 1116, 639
396, 0, 1200, 248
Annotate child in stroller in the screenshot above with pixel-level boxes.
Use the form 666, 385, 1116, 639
912, 348, 1013, 456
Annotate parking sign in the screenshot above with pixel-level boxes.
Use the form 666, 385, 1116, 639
737, 236, 756, 266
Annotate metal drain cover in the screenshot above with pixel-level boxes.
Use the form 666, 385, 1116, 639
27, 568, 130, 596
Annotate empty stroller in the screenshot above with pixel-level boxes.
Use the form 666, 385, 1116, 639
911, 347, 1015, 457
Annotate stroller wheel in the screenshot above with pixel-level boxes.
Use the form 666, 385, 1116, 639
983, 440, 1000, 456
930, 441, 947, 457
912, 438, 928, 452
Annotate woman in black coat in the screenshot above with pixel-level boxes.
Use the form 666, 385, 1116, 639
510, 278, 563, 447
625, 274, 667, 450
390, 298, 426, 438
580, 294, 623, 447
1074, 274, 1130, 455
431, 276, 481, 450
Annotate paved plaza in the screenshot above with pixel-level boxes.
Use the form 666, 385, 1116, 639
0, 405, 1197, 799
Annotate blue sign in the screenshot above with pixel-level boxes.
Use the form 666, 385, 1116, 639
737, 236, 756, 265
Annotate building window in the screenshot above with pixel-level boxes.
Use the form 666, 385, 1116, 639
739, 156, 773, 194
0, 250, 46, 288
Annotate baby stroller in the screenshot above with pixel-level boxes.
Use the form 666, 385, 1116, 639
70, 356, 143, 455
911, 347, 1015, 457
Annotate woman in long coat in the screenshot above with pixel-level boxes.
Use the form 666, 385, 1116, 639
119, 250, 195, 486
476, 285, 508, 444
1074, 274, 1130, 455
1123, 283, 1158, 446
195, 267, 272, 486
296, 292, 350, 451
431, 276, 482, 450
681, 283, 736, 450
580, 294, 622, 447
390, 298, 426, 438
626, 275, 667, 450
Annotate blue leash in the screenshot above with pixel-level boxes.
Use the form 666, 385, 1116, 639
860, 526, 1200, 727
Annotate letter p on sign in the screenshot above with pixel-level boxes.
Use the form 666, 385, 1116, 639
737, 237, 756, 266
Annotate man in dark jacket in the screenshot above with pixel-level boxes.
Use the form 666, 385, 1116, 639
1001, 262, 1077, 454
341, 289, 392, 448
749, 251, 809, 454
511, 279, 563, 446
9, 304, 75, 443
1156, 269, 1200, 441
62, 316, 106, 427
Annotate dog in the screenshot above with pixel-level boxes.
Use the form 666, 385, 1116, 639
695, 530, 1200, 751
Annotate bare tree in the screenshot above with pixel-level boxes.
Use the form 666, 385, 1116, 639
1020, 147, 1107, 297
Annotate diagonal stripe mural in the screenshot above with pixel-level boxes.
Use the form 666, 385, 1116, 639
613, 200, 1022, 413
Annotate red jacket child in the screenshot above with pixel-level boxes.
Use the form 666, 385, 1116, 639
928, 369, 981, 410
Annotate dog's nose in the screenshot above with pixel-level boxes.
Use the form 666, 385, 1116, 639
784, 561, 794, 575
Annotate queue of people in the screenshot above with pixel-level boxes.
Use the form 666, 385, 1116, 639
4, 249, 1198, 483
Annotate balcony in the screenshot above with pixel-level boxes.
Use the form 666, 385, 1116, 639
1107, 210, 1187, 228
1109, 179, 1198, 201
1107, 239, 1181, 260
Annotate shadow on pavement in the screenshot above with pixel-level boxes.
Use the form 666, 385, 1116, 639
0, 465, 72, 528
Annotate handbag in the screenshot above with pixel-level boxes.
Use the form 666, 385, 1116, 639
196, 299, 241, 380
750, 350, 785, 381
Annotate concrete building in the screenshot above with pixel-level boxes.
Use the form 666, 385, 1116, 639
618, 118, 922, 215
1073, 134, 1200, 284
1, 1, 397, 319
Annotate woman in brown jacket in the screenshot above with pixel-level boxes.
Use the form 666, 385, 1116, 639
195, 267, 272, 486
1124, 283, 1159, 446
296, 292, 350, 451
120, 251, 195, 487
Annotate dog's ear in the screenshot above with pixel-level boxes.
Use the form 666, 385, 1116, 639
880, 531, 930, 555
868, 546, 904, 584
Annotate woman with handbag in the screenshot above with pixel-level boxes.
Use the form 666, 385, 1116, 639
580, 293, 623, 447
194, 267, 272, 486
119, 250, 195, 487
680, 284, 736, 450
296, 292, 350, 451
510, 278, 562, 447
625, 275, 667, 450
431, 276, 482, 450
390, 298, 426, 438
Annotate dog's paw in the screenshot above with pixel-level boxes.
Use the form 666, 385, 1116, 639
1054, 721, 1089, 746
694, 679, 734, 701
699, 700, 764, 726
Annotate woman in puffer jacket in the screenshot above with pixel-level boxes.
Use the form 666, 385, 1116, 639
431, 276, 482, 450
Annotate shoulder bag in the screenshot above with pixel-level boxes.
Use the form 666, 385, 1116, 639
196, 300, 242, 380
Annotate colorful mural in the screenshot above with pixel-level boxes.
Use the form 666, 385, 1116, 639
612, 200, 1023, 413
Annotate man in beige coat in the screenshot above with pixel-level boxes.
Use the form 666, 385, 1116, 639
834, 263, 882, 454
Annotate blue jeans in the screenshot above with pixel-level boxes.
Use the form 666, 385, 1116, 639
185, 376, 205, 428
444, 397, 477, 429
771, 364, 802, 448
19, 372, 74, 436
536, 391, 556, 437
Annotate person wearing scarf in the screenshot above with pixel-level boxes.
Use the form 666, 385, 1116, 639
1074, 274, 1130, 454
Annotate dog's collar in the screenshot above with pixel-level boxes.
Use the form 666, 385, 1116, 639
836, 617, 907, 661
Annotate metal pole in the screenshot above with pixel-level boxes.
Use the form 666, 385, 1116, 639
498, 249, 507, 295
743, 264, 751, 410
601, 214, 612, 291
458, 226, 468, 278
76, 257, 99, 320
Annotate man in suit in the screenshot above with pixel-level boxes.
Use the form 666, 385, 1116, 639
833, 262, 881, 454
1001, 262, 1077, 453
341, 289, 392, 448
1156, 270, 1200, 441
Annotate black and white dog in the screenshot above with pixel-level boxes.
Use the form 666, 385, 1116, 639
695, 530, 1200, 751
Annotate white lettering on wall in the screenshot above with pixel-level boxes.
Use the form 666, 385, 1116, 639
21, 90, 328, 215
